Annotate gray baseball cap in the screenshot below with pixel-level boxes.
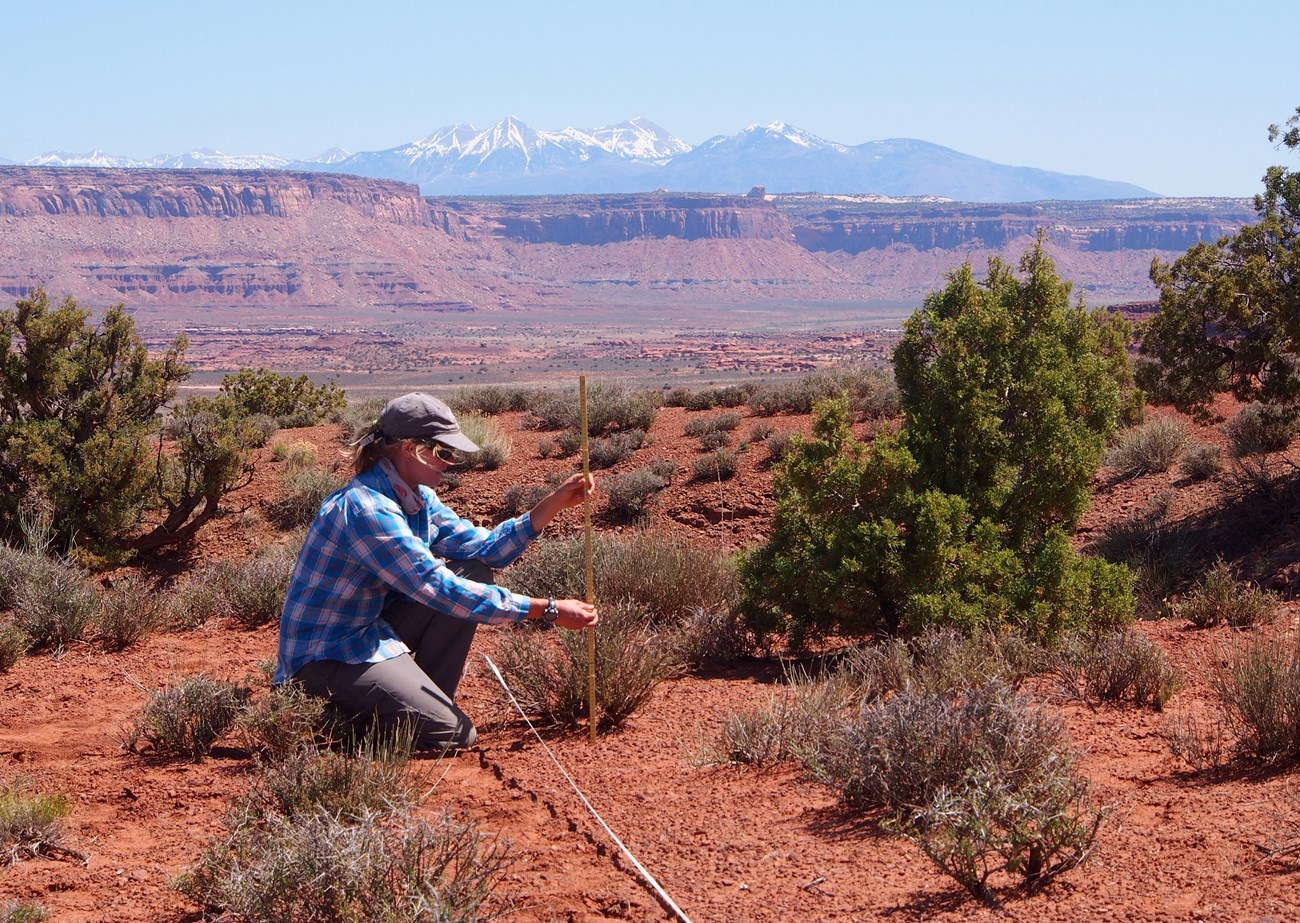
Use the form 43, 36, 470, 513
379, 392, 479, 453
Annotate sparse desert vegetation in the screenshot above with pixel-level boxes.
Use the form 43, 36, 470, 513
5, 117, 1300, 919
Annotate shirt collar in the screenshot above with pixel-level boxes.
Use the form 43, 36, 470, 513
377, 458, 425, 514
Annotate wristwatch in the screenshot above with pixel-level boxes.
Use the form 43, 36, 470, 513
543, 597, 559, 625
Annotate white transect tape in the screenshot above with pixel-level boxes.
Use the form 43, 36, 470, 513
482, 653, 695, 923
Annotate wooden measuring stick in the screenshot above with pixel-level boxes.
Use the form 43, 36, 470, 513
580, 375, 598, 743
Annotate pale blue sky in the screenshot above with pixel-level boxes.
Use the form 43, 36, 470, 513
3, 0, 1294, 197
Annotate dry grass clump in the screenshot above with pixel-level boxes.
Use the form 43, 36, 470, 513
1104, 416, 1187, 479
457, 412, 513, 470
124, 674, 252, 761
1056, 630, 1182, 709
502, 531, 739, 624
1162, 709, 1232, 773
494, 600, 681, 730
176, 744, 509, 922
673, 606, 754, 668
1176, 559, 1276, 629
96, 572, 169, 651
0, 780, 74, 867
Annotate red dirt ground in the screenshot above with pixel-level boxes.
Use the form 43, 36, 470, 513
4, 402, 1300, 922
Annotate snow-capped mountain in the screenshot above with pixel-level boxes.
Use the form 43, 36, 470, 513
7, 118, 1159, 201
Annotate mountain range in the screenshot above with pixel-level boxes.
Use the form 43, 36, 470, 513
3, 117, 1156, 202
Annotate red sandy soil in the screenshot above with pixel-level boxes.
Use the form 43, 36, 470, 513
4, 402, 1300, 922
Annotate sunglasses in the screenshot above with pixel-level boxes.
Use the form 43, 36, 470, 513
419, 440, 464, 466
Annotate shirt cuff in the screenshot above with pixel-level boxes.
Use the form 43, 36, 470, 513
510, 591, 532, 620
520, 511, 540, 540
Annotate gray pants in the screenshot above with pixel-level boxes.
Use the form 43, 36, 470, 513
293, 560, 490, 751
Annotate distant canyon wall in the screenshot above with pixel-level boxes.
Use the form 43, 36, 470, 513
0, 167, 1259, 314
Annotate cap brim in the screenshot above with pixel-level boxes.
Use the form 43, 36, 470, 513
436, 431, 480, 454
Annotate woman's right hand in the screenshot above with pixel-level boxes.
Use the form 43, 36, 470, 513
531, 598, 598, 629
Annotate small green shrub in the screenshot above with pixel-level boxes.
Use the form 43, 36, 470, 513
457, 413, 512, 469
1179, 442, 1222, 481
692, 447, 738, 481
0, 901, 49, 923
125, 674, 252, 761
1104, 416, 1187, 479
604, 468, 667, 520
96, 573, 169, 651
9, 553, 99, 651
1224, 402, 1300, 457
219, 368, 346, 426
0, 780, 73, 864
1176, 559, 1275, 628
503, 531, 739, 623
1056, 630, 1182, 709
494, 600, 680, 730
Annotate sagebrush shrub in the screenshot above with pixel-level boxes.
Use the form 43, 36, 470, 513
1179, 442, 1222, 481
673, 606, 753, 668
125, 675, 252, 761
708, 669, 852, 767
692, 447, 738, 481
271, 465, 342, 528
747, 366, 898, 418
588, 429, 646, 468
0, 623, 26, 673
1104, 416, 1187, 479
1224, 401, 1300, 457
178, 805, 510, 923
97, 572, 169, 651
684, 411, 742, 437
817, 681, 1101, 901
1056, 630, 1182, 709
448, 384, 532, 416
525, 382, 658, 434
604, 468, 667, 520
1212, 634, 1300, 761
237, 682, 331, 759
499, 482, 554, 520
246, 742, 421, 820
9, 552, 99, 651
1176, 559, 1275, 628
173, 545, 299, 627
764, 430, 799, 463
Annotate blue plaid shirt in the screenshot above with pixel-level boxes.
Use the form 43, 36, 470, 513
274, 463, 536, 683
